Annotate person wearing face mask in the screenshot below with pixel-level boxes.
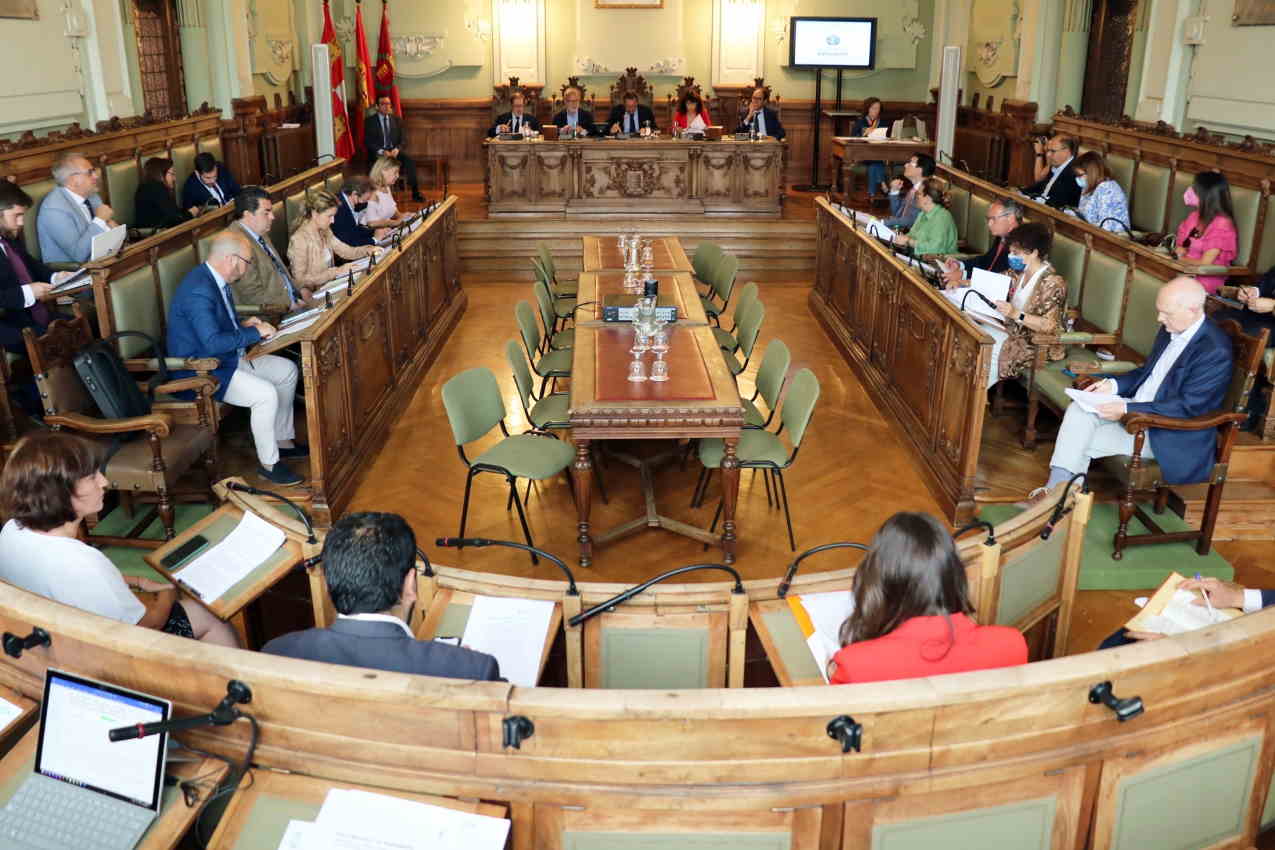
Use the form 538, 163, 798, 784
1174, 172, 1238, 294
1071, 151, 1129, 233
891, 178, 957, 255
332, 175, 387, 249
980, 223, 1068, 388
883, 153, 936, 231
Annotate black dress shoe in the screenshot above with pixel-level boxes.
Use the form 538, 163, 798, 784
258, 462, 304, 486
279, 444, 310, 459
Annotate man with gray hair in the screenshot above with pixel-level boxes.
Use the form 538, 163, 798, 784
167, 229, 306, 486
36, 151, 117, 263
1026, 277, 1233, 503
941, 196, 1023, 286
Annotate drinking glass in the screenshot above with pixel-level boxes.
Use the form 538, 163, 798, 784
627, 357, 648, 382
649, 351, 669, 382
630, 326, 650, 355
650, 327, 669, 353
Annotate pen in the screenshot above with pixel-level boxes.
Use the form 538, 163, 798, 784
1195, 572, 1217, 621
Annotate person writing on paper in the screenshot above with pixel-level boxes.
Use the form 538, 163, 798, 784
1098, 575, 1268, 647
180, 152, 241, 211
0, 181, 63, 355
982, 222, 1069, 388
287, 190, 382, 294
1071, 151, 1129, 234
0, 432, 239, 646
672, 90, 711, 133
1023, 277, 1233, 506
1174, 171, 1238, 295
883, 153, 936, 231
232, 187, 309, 311
36, 151, 117, 264
553, 86, 595, 138
488, 91, 541, 138
828, 512, 1026, 684
850, 97, 889, 201
608, 91, 656, 136
134, 157, 200, 229
362, 156, 406, 230
1023, 134, 1081, 208
941, 197, 1023, 286
168, 229, 307, 486
736, 87, 785, 140
891, 178, 957, 255
263, 511, 503, 681
333, 176, 388, 248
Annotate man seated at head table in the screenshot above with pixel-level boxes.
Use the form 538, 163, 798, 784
607, 91, 656, 136
553, 86, 596, 137
1023, 277, 1232, 507
36, 150, 117, 264
263, 511, 504, 681
882, 152, 936, 231
181, 151, 242, 212
940, 196, 1024, 285
166, 229, 307, 487
1022, 133, 1081, 209
736, 87, 786, 140
488, 92, 542, 138
231, 186, 309, 312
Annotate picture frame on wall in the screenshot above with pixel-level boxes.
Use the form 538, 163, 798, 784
0, 0, 38, 20
594, 0, 663, 8
1233, 0, 1275, 26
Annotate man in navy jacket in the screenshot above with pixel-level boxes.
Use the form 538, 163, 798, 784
1031, 277, 1232, 499
181, 152, 241, 211
332, 176, 377, 249
166, 230, 306, 485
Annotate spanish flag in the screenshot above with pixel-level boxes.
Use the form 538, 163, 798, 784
321, 0, 355, 159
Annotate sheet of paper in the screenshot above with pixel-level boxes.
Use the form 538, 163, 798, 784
864, 219, 895, 241
970, 267, 1012, 302
1064, 387, 1124, 415
278, 820, 321, 850
173, 510, 286, 603
316, 788, 509, 850
0, 695, 23, 731
51, 268, 91, 293
461, 595, 556, 687
281, 306, 323, 328
942, 286, 1003, 321
274, 314, 323, 338
796, 591, 854, 682
805, 632, 839, 684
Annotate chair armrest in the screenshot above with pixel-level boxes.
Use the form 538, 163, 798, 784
234, 304, 267, 316
1073, 360, 1138, 375
44, 262, 81, 272
153, 376, 219, 396
46, 411, 172, 438
1032, 331, 1119, 346
1120, 410, 1247, 433
125, 357, 221, 373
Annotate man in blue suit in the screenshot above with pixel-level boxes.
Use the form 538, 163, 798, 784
331, 176, 378, 249
166, 230, 306, 486
263, 512, 503, 682
37, 151, 118, 264
180, 152, 241, 211
1031, 277, 1232, 500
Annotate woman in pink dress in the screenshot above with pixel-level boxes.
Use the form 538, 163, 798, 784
1174, 171, 1238, 294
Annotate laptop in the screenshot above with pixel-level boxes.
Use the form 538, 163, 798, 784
90, 224, 128, 261
0, 669, 170, 850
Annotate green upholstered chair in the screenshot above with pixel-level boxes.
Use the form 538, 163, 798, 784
742, 339, 790, 429
1256, 194, 1275, 275
324, 173, 343, 196
1130, 161, 1170, 235
107, 266, 165, 359
516, 301, 572, 397
267, 196, 290, 257
169, 143, 197, 192
533, 281, 574, 352
722, 297, 764, 377
1230, 183, 1261, 267
691, 240, 725, 293
583, 606, 734, 689
1165, 168, 1194, 243
531, 260, 577, 331
694, 368, 820, 550
1050, 235, 1086, 310
536, 243, 578, 296
22, 178, 56, 261
1106, 154, 1135, 196
198, 136, 225, 166
1103, 320, 1268, 559
440, 367, 575, 555
283, 190, 307, 243
964, 194, 992, 256
714, 282, 759, 353
103, 154, 141, 232
700, 253, 739, 327
946, 184, 971, 239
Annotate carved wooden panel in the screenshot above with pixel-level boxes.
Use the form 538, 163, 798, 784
343, 286, 395, 422
490, 150, 532, 201
386, 259, 415, 370
442, 208, 461, 300
697, 149, 736, 200
536, 149, 572, 200
848, 241, 873, 346
312, 331, 352, 474
892, 286, 945, 438
579, 154, 688, 200
740, 150, 779, 203
426, 231, 446, 324
867, 256, 898, 373
832, 229, 854, 321
937, 334, 986, 473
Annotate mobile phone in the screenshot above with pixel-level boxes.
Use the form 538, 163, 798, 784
161, 534, 209, 569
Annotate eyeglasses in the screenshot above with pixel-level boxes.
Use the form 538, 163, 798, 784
1046, 146, 1066, 154
69, 168, 98, 177
232, 253, 255, 266
987, 211, 1012, 223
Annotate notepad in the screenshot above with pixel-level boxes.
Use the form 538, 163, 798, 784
0, 695, 23, 731
1125, 572, 1240, 635
970, 267, 1011, 303
172, 510, 285, 603
50, 268, 92, 293
461, 595, 555, 687
789, 591, 855, 683
1064, 387, 1124, 415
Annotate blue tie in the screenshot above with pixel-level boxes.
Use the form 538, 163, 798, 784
219, 284, 245, 358
256, 233, 298, 302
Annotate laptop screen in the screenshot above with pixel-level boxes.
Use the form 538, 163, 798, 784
35, 670, 170, 811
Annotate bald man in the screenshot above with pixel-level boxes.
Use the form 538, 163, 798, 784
1027, 277, 1233, 502
167, 230, 305, 486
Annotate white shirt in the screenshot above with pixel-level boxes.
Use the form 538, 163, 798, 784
686, 112, 707, 131
0, 241, 36, 307
1040, 155, 1075, 200
754, 109, 768, 136
1132, 313, 1205, 403
1011, 263, 1050, 313
202, 178, 225, 205
565, 109, 579, 127
337, 612, 413, 637
0, 519, 146, 624
509, 112, 525, 132
63, 186, 109, 233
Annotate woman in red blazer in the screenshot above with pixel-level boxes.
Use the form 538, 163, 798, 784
829, 513, 1027, 684
673, 91, 712, 132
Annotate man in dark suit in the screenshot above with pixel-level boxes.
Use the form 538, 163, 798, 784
940, 197, 1025, 285
166, 229, 305, 486
1022, 134, 1081, 209
736, 87, 786, 140
332, 176, 378, 249
488, 92, 542, 138
181, 152, 241, 211
607, 91, 656, 136
0, 181, 58, 354
553, 86, 596, 138
262, 511, 503, 681
1029, 277, 1232, 503
364, 95, 423, 202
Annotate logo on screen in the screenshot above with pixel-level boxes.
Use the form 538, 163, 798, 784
826, 34, 841, 45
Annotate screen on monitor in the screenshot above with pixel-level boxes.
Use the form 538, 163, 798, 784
788, 17, 876, 70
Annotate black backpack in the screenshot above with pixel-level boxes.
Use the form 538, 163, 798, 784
72, 331, 170, 430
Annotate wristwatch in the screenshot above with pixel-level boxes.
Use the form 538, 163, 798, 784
1017, 311, 1026, 323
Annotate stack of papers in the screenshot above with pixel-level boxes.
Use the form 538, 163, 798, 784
1063, 387, 1123, 415
943, 268, 1012, 324
791, 591, 855, 683
460, 596, 556, 687
1126, 573, 1240, 635
273, 314, 323, 338
279, 788, 510, 850
51, 268, 92, 294
173, 511, 285, 603
0, 696, 24, 732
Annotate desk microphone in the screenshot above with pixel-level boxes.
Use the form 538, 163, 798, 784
225, 481, 316, 544
1041, 473, 1088, 540
777, 543, 868, 598
568, 564, 743, 627
435, 537, 577, 593
959, 289, 999, 314
109, 680, 251, 742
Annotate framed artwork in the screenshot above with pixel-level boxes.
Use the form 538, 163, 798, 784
0, 0, 38, 19
1233, 0, 1275, 25
595, 0, 663, 7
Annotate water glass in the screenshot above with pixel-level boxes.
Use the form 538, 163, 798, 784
649, 352, 669, 382
627, 357, 648, 382
630, 328, 650, 355
650, 328, 669, 353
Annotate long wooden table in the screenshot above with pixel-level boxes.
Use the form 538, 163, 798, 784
829, 137, 935, 204
569, 237, 744, 565
250, 199, 465, 523
810, 198, 993, 523
485, 137, 785, 218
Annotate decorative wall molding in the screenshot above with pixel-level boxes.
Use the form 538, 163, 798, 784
711, 0, 763, 86
394, 34, 446, 61
575, 56, 684, 74
969, 0, 1021, 87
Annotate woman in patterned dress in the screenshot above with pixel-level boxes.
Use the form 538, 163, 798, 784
986, 222, 1069, 388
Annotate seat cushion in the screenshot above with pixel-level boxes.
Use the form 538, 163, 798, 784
698, 428, 789, 468
471, 433, 574, 480
102, 424, 214, 492
549, 328, 574, 350
1029, 347, 1102, 412
714, 326, 739, 352
701, 296, 724, 318
535, 347, 572, 376
529, 393, 570, 429
553, 297, 577, 318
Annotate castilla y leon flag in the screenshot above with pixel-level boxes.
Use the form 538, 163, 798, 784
321, 0, 354, 159
352, 0, 373, 152
374, 0, 401, 117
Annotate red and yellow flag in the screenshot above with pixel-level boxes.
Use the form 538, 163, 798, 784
321, 0, 354, 159
352, 0, 374, 152
374, 0, 401, 117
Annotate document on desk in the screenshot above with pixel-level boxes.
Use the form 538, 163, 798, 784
273, 314, 323, 339
0, 695, 23, 731
942, 286, 1003, 323
174, 510, 286, 603
1063, 387, 1125, 415
790, 591, 855, 683
863, 219, 896, 241
461, 595, 556, 687
315, 788, 510, 850
50, 268, 92, 294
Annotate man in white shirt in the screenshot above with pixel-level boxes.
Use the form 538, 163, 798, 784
1027, 277, 1234, 503
36, 151, 116, 264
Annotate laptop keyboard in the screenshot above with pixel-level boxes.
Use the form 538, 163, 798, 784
0, 776, 154, 850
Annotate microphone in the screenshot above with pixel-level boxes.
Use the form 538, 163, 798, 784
1041, 473, 1088, 540
953, 521, 996, 546
435, 537, 576, 594
777, 542, 868, 598
960, 289, 999, 314
568, 563, 745, 627
225, 481, 316, 544
109, 680, 251, 742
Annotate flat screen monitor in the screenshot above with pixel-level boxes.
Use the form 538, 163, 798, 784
788, 17, 876, 70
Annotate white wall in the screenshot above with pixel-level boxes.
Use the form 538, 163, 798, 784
1183, 0, 1275, 137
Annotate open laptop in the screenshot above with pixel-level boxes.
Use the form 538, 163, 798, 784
91, 224, 128, 261
0, 669, 170, 850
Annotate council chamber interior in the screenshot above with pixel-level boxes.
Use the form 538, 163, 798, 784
0, 0, 1274, 847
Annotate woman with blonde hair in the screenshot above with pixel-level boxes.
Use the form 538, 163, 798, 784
287, 189, 381, 292
363, 157, 405, 229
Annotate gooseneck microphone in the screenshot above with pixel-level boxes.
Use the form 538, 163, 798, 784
777, 543, 869, 598
109, 680, 252, 742
436, 537, 576, 594
1041, 473, 1088, 541
959, 289, 1000, 314
568, 564, 744, 627
225, 481, 316, 544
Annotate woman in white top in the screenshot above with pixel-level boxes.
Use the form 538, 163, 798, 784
363, 156, 405, 230
0, 432, 238, 646
981, 222, 1069, 388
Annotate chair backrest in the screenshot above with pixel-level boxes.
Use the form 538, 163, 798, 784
537, 243, 557, 281
1049, 235, 1086, 310
965, 194, 992, 255
1118, 268, 1162, 358
199, 136, 225, 165
169, 142, 198, 191
103, 154, 140, 227
609, 67, 654, 110
22, 178, 56, 261
1079, 250, 1130, 337
505, 339, 536, 416
755, 339, 791, 411
583, 608, 729, 689
780, 368, 820, 449
530, 255, 549, 284
731, 282, 760, 328
515, 300, 543, 359
533, 281, 557, 344
441, 367, 506, 447
1106, 153, 1135, 194
692, 241, 725, 282
155, 245, 198, 320
24, 308, 95, 418
1131, 161, 1170, 233
711, 253, 739, 301
1216, 319, 1270, 413
108, 266, 164, 358
735, 298, 765, 360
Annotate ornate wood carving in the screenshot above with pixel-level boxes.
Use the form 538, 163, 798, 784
607, 159, 659, 197
609, 67, 653, 109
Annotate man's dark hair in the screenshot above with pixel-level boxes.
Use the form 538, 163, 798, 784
914, 153, 936, 178
0, 180, 33, 213
194, 152, 217, 174
622, 90, 638, 104
342, 174, 373, 197
234, 186, 271, 219
376, 94, 392, 105
322, 512, 417, 615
